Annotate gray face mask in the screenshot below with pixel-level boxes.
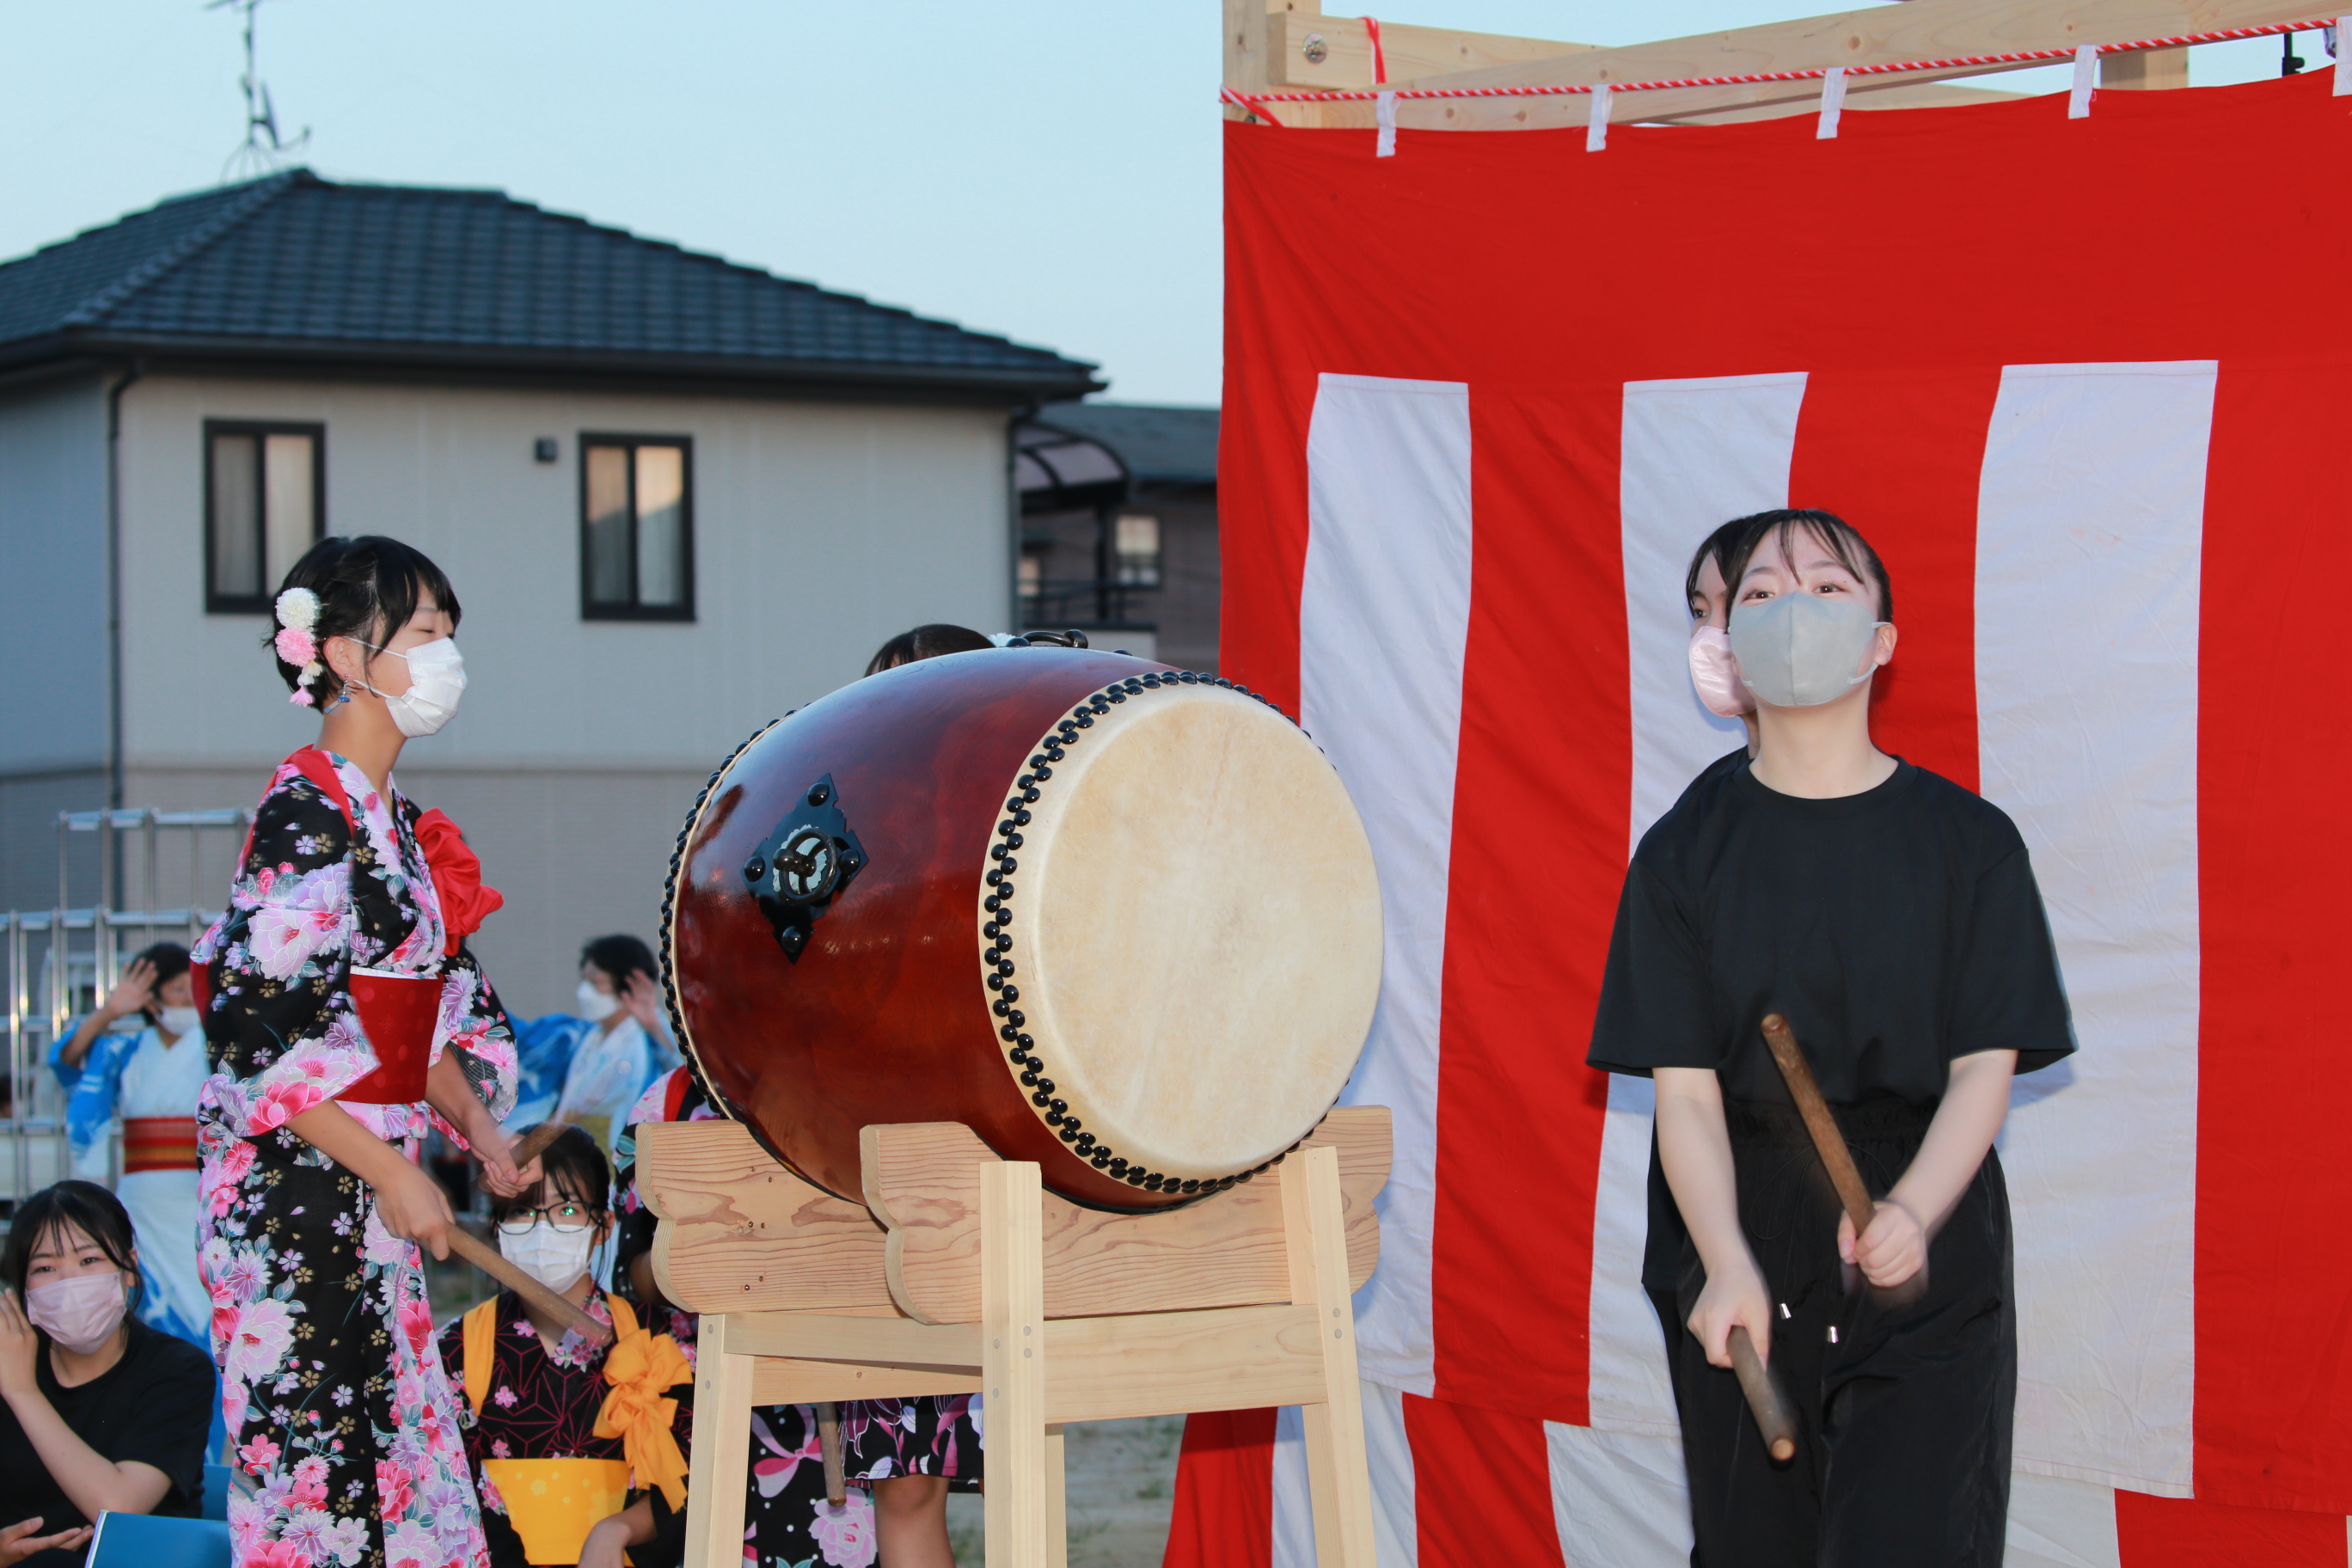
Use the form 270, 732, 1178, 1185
1728, 591, 1889, 707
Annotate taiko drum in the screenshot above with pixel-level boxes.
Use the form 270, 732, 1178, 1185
659, 648, 1382, 1210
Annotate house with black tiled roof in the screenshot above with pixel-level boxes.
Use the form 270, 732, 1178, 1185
0, 168, 1099, 1008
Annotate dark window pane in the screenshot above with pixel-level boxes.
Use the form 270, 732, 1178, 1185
263, 433, 315, 588
634, 445, 685, 608
211, 433, 260, 599
585, 445, 632, 603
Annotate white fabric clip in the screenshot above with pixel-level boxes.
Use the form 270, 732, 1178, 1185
2068, 45, 2098, 119
2336, 20, 2350, 95
1376, 89, 1398, 157
1587, 83, 1613, 152
1816, 66, 1847, 139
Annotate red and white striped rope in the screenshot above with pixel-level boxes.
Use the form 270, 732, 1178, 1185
1231, 15, 2338, 106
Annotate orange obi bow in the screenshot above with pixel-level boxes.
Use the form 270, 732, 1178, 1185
593, 1326, 693, 1510
414, 808, 504, 954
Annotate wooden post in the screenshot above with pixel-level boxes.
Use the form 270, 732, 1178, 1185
1044, 1424, 1069, 1568
983, 1161, 1052, 1564
682, 1311, 754, 1568
1283, 1146, 1376, 1568
1222, 0, 1271, 116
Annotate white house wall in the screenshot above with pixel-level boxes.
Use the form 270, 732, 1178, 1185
108, 372, 1015, 1012
0, 374, 110, 775
0, 374, 112, 917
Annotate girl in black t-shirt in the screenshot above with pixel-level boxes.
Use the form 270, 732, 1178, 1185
0, 1182, 214, 1568
1589, 511, 2073, 1568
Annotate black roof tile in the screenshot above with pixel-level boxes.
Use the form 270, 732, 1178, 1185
0, 170, 1099, 399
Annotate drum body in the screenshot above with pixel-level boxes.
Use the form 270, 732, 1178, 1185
662, 649, 1381, 1210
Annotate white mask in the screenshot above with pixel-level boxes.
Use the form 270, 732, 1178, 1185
353, 637, 467, 738
576, 980, 620, 1022
499, 1219, 597, 1295
156, 1006, 201, 1039
1728, 592, 1890, 707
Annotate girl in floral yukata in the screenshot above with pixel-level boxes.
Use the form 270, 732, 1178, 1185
193, 536, 541, 1568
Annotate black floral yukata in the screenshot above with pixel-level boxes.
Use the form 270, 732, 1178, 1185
435, 1293, 693, 1568
194, 752, 519, 1568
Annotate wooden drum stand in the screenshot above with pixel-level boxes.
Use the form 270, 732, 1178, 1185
637, 1108, 1391, 1567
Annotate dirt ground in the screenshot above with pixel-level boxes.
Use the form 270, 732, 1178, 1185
945, 1414, 1185, 1567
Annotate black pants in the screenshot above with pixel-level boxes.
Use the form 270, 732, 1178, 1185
1662, 1097, 2015, 1568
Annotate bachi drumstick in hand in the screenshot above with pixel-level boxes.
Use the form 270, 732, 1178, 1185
507, 1119, 574, 1173
1729, 1327, 1798, 1462
445, 1225, 614, 1346
1759, 1014, 1878, 1240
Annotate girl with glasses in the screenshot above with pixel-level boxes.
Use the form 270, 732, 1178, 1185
437, 1125, 693, 1568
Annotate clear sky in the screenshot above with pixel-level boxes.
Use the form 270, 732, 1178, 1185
0, 3, 2316, 406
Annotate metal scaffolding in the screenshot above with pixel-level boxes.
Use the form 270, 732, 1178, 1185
3, 806, 247, 1210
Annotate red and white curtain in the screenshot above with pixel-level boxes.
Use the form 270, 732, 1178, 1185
1171, 70, 2352, 1568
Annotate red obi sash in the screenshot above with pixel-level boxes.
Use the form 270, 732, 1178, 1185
194, 748, 502, 1109
339, 969, 439, 1104
123, 1116, 199, 1173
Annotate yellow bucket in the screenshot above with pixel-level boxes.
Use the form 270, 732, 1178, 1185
481, 1458, 634, 1565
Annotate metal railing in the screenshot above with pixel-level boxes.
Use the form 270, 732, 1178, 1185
2, 807, 248, 1210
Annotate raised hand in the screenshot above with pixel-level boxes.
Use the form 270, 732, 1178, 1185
98, 958, 156, 1025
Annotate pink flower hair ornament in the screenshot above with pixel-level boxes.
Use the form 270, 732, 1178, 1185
277, 589, 328, 707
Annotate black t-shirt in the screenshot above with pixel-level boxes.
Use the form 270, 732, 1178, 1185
1589, 756, 2073, 1106
0, 1320, 215, 1563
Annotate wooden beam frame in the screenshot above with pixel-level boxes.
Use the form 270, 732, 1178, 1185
1229, 1, 2324, 130
1264, 13, 1597, 90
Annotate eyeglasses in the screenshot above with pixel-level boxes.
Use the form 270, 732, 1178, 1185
497, 1201, 597, 1235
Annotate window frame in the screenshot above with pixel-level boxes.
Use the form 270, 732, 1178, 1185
202, 419, 327, 616
578, 432, 697, 622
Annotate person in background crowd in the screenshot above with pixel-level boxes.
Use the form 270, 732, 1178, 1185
1638, 517, 1771, 1366
46, 945, 211, 1351
552, 936, 680, 1165
0, 1182, 214, 1568
863, 622, 991, 677
612, 1069, 883, 1568
438, 1126, 693, 1568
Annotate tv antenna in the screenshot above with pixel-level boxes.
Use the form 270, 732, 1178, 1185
210, 0, 309, 182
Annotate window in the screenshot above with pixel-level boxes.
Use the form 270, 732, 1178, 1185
205, 421, 323, 613
580, 435, 695, 620
1114, 512, 1162, 588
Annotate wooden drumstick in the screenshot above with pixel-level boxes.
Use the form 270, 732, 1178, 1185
1728, 1327, 1798, 1463
444, 1225, 615, 1346
1759, 1015, 1877, 1237
817, 1402, 847, 1505
506, 1118, 574, 1173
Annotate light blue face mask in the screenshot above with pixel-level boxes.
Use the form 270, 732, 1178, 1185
1727, 591, 1890, 707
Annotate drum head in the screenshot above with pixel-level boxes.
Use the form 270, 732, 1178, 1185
991, 682, 1381, 1182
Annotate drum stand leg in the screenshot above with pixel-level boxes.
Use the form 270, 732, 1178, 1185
1284, 1145, 1378, 1568
1044, 1424, 1069, 1568
983, 1161, 1060, 1564
682, 1311, 755, 1568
